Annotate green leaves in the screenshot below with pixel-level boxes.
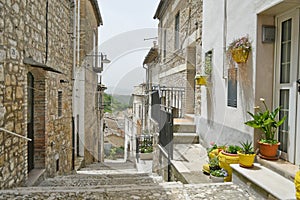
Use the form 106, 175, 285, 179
245, 99, 286, 144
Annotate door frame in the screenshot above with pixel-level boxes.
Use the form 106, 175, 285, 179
274, 8, 300, 164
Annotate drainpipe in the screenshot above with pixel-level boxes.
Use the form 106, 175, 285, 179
223, 0, 227, 79
45, 0, 49, 63
72, 0, 77, 80
71, 0, 76, 169
77, 0, 80, 69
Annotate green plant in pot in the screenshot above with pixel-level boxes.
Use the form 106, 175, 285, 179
238, 140, 255, 168
245, 98, 286, 159
223, 145, 241, 155
210, 168, 228, 183
219, 145, 240, 182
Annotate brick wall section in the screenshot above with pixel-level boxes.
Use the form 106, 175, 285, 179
0, 0, 73, 188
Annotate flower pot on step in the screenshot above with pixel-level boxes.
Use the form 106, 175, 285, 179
237, 152, 255, 168
258, 141, 280, 160
218, 151, 239, 182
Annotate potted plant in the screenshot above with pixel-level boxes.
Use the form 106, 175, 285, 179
227, 35, 251, 64
210, 168, 228, 183
295, 166, 300, 199
195, 55, 213, 86
219, 145, 241, 182
238, 140, 255, 168
195, 73, 207, 86
245, 98, 286, 159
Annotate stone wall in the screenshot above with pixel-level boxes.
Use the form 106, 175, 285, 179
0, 0, 73, 188
155, 0, 202, 115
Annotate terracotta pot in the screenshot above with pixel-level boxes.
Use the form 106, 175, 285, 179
231, 47, 249, 63
258, 141, 280, 158
237, 152, 256, 168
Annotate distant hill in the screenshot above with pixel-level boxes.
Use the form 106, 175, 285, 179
111, 94, 132, 105
104, 93, 132, 113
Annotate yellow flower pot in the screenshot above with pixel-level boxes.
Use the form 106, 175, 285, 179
218, 151, 239, 182
295, 170, 300, 200
231, 47, 249, 64
195, 75, 207, 86
237, 152, 255, 168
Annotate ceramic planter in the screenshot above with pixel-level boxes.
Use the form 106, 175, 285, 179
195, 75, 207, 86
231, 47, 249, 64
237, 152, 255, 168
295, 170, 300, 199
210, 175, 224, 183
258, 141, 280, 159
218, 151, 239, 182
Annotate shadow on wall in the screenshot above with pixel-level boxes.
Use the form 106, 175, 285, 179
239, 53, 254, 122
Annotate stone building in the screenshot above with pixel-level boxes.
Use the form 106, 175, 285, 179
152, 0, 203, 115
0, 0, 105, 189
0, 0, 73, 188
72, 0, 104, 166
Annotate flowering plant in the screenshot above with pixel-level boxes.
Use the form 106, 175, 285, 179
245, 98, 286, 144
210, 168, 228, 177
228, 36, 252, 52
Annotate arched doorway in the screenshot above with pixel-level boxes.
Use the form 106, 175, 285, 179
27, 72, 34, 172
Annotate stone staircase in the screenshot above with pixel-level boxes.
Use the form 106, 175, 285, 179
173, 114, 199, 144
0, 161, 260, 199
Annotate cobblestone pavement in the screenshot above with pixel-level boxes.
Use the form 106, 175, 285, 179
0, 161, 262, 199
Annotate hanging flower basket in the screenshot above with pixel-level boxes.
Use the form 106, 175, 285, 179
227, 36, 251, 64
195, 75, 207, 86
231, 47, 250, 64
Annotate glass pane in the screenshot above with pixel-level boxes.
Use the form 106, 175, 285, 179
280, 19, 292, 84
279, 89, 289, 152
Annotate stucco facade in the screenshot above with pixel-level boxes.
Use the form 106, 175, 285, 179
72, 0, 103, 165
199, 0, 300, 165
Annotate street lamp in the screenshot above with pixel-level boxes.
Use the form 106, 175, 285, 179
90, 52, 110, 73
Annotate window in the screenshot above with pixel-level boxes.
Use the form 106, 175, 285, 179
175, 12, 180, 50
227, 68, 237, 107
58, 91, 62, 117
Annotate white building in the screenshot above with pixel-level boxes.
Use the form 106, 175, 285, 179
198, 0, 300, 166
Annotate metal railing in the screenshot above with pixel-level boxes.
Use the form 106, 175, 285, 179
0, 128, 32, 141
152, 86, 185, 118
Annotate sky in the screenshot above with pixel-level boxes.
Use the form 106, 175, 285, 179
97, 0, 159, 95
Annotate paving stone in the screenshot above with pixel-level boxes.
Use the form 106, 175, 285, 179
0, 161, 260, 199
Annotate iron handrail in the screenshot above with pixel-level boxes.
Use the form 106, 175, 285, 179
0, 128, 32, 141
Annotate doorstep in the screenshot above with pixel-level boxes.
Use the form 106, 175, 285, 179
231, 163, 296, 200
256, 156, 298, 182
25, 169, 46, 186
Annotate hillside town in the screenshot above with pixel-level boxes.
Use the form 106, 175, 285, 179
0, 0, 300, 199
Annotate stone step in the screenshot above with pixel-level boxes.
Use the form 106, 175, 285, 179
0, 183, 184, 199
184, 114, 195, 122
0, 182, 259, 199
173, 133, 199, 144
256, 156, 298, 182
38, 175, 156, 187
231, 163, 296, 200
173, 123, 196, 133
